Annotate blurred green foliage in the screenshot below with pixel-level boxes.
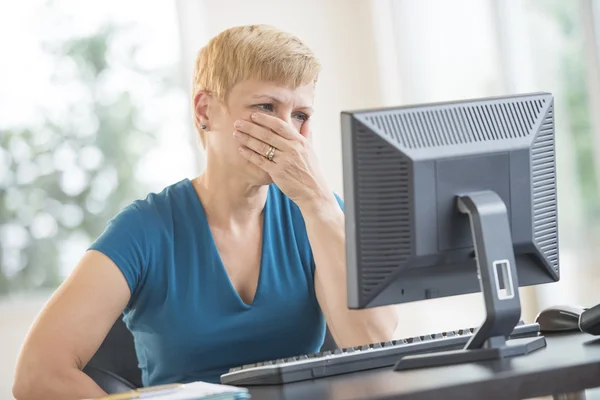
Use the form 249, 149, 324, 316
0, 18, 171, 294
536, 0, 600, 219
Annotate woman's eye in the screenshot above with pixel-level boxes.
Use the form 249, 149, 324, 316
294, 113, 309, 122
255, 104, 274, 112
254, 104, 308, 122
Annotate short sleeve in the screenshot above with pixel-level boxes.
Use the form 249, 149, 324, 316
88, 203, 148, 306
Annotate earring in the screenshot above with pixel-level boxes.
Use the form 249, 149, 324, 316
201, 124, 207, 130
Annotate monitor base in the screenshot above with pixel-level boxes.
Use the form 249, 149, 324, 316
394, 191, 543, 372
394, 335, 546, 371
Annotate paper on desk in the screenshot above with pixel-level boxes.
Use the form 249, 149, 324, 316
146, 381, 250, 399
87, 381, 250, 400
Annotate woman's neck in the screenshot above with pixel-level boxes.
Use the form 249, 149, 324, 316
192, 170, 268, 229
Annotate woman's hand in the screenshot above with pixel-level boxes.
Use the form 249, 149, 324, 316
233, 113, 334, 212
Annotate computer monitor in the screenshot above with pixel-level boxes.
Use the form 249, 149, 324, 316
341, 92, 559, 368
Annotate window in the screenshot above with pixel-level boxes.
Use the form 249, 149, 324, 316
0, 0, 195, 295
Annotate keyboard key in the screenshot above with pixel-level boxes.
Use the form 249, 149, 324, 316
421, 335, 433, 341
322, 351, 332, 356
242, 363, 256, 369
410, 336, 422, 343
445, 331, 457, 337
433, 333, 444, 339
371, 342, 382, 349
334, 349, 343, 355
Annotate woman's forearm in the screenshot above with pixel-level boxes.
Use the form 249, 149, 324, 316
300, 195, 399, 348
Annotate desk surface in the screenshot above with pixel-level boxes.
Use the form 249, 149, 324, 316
246, 332, 600, 400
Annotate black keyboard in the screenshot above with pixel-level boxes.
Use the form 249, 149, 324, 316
220, 322, 541, 385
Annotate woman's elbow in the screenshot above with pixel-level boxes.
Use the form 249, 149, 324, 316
13, 365, 37, 400
13, 383, 31, 400
381, 306, 399, 339
13, 351, 55, 400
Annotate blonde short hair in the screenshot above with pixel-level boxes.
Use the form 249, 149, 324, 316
192, 24, 321, 136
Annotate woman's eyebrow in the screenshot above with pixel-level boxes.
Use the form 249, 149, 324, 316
250, 94, 313, 113
250, 93, 286, 103
296, 106, 314, 114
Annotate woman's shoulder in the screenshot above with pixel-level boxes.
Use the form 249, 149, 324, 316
116, 179, 198, 228
135, 178, 192, 208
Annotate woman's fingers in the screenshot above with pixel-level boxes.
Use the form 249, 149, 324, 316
249, 113, 301, 140
237, 145, 275, 171
234, 118, 287, 150
233, 131, 278, 163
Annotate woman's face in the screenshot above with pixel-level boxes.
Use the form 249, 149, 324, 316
200, 80, 315, 185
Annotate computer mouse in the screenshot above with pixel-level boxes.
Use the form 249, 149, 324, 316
535, 305, 586, 332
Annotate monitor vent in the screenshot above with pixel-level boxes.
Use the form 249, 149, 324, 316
354, 126, 413, 300
364, 98, 548, 149
531, 105, 559, 273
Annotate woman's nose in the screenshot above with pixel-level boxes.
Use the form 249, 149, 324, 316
277, 113, 293, 125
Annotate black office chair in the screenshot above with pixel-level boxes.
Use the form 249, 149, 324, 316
83, 317, 142, 394
84, 316, 337, 394
320, 327, 338, 352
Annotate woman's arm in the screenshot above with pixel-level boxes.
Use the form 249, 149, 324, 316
302, 195, 399, 349
232, 113, 398, 347
13, 250, 131, 400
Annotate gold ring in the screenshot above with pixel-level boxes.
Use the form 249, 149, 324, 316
265, 146, 273, 158
266, 146, 276, 161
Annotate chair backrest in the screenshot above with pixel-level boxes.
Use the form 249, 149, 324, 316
84, 316, 337, 394
320, 327, 338, 352
83, 317, 142, 393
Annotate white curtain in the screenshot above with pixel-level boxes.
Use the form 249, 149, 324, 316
362, 0, 600, 327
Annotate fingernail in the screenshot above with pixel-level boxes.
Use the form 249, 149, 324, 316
233, 131, 241, 138
234, 120, 243, 128
238, 147, 244, 153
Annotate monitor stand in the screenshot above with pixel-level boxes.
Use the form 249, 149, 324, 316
394, 190, 546, 371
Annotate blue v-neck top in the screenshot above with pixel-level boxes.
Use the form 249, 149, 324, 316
89, 179, 341, 386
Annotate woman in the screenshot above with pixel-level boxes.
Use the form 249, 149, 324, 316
13, 24, 398, 400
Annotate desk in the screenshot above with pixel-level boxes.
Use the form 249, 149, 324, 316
246, 332, 600, 400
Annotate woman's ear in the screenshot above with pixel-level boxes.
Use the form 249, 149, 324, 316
193, 90, 211, 130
